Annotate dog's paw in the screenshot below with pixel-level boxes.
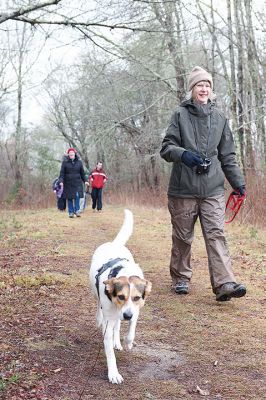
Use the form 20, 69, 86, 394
124, 337, 135, 350
108, 370, 124, 384
125, 342, 133, 350
114, 342, 123, 351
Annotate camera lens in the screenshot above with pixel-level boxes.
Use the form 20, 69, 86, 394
196, 158, 211, 174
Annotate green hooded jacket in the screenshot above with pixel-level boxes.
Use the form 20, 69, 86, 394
160, 99, 245, 198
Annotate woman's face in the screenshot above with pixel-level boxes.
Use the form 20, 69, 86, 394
192, 81, 211, 104
68, 151, 75, 159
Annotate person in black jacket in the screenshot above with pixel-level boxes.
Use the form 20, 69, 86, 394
59, 148, 87, 218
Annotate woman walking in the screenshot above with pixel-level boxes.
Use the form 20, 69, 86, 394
59, 148, 87, 218
160, 66, 246, 302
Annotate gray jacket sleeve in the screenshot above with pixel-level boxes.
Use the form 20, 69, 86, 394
160, 110, 186, 163
218, 119, 245, 189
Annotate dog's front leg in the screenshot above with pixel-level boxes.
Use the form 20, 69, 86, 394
113, 320, 123, 350
103, 320, 124, 384
96, 304, 103, 328
124, 317, 138, 350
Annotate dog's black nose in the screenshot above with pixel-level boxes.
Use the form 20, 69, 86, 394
123, 311, 133, 320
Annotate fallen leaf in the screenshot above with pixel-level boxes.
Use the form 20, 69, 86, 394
196, 385, 210, 396
52, 368, 62, 373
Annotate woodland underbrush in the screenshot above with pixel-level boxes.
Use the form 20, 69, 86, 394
1, 169, 265, 227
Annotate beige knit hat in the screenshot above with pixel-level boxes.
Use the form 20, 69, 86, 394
188, 66, 213, 91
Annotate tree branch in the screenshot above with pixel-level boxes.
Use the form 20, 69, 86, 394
0, 0, 62, 24
77, 26, 177, 94
11, 16, 167, 33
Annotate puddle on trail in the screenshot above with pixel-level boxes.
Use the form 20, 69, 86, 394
131, 343, 184, 380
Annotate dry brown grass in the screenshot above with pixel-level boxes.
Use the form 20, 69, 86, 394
1, 169, 265, 229
106, 169, 266, 228
0, 205, 265, 399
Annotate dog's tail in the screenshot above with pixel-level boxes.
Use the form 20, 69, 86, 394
112, 209, 133, 246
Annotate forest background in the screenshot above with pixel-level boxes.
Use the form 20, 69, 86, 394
0, 0, 265, 225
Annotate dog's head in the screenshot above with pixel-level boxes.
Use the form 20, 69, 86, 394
104, 275, 152, 321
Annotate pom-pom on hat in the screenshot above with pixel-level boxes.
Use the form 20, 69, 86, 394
188, 66, 213, 91
67, 148, 76, 154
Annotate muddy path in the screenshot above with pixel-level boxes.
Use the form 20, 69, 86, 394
0, 206, 265, 399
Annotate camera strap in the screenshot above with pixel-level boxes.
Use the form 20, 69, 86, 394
188, 113, 211, 158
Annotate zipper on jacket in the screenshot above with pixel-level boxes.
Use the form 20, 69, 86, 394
188, 113, 211, 159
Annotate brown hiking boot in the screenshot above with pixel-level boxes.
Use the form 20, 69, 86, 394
216, 282, 246, 302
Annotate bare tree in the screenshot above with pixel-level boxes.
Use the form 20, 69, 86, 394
3, 20, 48, 193
227, 0, 238, 132
5, 23, 30, 189
151, 0, 186, 100
244, 0, 266, 164
0, 0, 264, 200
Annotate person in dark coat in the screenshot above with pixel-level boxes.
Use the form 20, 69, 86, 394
59, 148, 87, 218
160, 66, 246, 302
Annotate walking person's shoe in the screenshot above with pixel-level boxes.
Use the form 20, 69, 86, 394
69, 213, 74, 218
174, 281, 189, 295
75, 211, 81, 217
216, 282, 246, 302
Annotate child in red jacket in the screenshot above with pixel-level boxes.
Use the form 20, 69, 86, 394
89, 162, 108, 211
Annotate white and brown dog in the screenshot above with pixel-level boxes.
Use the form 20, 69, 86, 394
89, 209, 152, 384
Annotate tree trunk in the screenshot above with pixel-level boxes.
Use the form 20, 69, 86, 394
152, 0, 186, 101
234, 0, 246, 173
227, 0, 238, 133
244, 0, 266, 166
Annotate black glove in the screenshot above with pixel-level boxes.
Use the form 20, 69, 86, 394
181, 151, 203, 168
236, 185, 246, 196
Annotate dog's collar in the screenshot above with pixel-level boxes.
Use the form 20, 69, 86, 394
95, 258, 128, 300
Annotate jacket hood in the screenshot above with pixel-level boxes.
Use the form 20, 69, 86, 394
180, 99, 215, 117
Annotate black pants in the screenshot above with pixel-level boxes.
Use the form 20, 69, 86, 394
91, 188, 103, 210
57, 197, 66, 211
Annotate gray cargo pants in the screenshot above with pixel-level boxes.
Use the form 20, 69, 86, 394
168, 195, 236, 292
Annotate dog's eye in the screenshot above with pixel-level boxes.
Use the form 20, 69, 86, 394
133, 296, 141, 302
118, 295, 125, 301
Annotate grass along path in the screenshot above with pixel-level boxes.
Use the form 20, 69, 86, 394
0, 205, 265, 400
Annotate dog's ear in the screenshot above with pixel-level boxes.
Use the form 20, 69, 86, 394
103, 277, 128, 300
130, 276, 152, 299
144, 280, 152, 298
103, 278, 116, 295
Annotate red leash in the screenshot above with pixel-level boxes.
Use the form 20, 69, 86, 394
225, 191, 246, 223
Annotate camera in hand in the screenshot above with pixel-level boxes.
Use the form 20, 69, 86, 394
196, 157, 212, 175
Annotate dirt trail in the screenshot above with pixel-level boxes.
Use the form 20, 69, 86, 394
0, 206, 265, 400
